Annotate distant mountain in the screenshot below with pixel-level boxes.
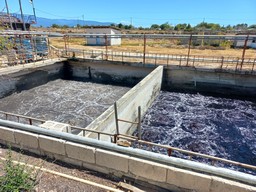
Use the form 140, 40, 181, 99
33, 17, 113, 27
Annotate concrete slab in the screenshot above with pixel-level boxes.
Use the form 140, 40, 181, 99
14, 129, 39, 150
166, 167, 211, 192
0, 126, 15, 144
65, 141, 95, 164
95, 149, 129, 173
210, 176, 256, 192
40, 121, 71, 133
38, 135, 65, 155
129, 157, 167, 183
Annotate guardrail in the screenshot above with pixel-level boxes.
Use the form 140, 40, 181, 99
62, 48, 256, 73
0, 110, 255, 174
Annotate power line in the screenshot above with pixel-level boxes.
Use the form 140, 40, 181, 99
35, 8, 81, 19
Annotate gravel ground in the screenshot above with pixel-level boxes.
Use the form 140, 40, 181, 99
0, 144, 122, 192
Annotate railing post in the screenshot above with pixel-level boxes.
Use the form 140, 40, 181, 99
167, 148, 172, 156
186, 34, 192, 66
105, 34, 108, 60
64, 35, 68, 56
220, 56, 224, 70
241, 34, 249, 70
252, 59, 256, 73
114, 102, 119, 135
138, 106, 141, 140
143, 34, 146, 66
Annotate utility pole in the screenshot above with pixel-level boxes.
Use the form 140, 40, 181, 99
18, 0, 26, 31
5, 0, 13, 29
30, 0, 37, 23
201, 17, 205, 47
82, 14, 85, 26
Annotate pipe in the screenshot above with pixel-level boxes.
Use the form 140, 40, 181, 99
0, 119, 255, 186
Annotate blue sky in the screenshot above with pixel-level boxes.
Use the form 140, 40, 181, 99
2, 0, 256, 27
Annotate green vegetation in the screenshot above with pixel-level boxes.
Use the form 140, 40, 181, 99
49, 21, 256, 33
0, 148, 40, 192
0, 36, 13, 51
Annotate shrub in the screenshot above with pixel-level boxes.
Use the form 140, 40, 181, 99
0, 148, 39, 192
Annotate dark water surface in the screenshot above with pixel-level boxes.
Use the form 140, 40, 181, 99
0, 79, 129, 128
140, 91, 256, 173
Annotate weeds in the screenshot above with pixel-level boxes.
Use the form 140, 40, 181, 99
0, 148, 40, 192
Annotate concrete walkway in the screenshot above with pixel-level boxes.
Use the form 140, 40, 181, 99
0, 58, 67, 75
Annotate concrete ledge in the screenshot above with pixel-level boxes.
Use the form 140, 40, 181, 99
210, 176, 256, 192
167, 167, 212, 192
0, 126, 15, 144
0, 124, 256, 192
38, 135, 66, 156
96, 148, 129, 173
129, 157, 167, 183
14, 129, 39, 150
65, 141, 95, 164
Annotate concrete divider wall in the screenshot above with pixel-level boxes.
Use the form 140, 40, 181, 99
78, 65, 163, 139
0, 125, 255, 192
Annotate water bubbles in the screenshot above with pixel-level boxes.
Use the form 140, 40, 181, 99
141, 91, 256, 173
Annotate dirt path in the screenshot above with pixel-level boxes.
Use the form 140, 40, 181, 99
0, 144, 122, 192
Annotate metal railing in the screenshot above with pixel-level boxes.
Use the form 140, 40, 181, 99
62, 48, 256, 73
0, 110, 255, 172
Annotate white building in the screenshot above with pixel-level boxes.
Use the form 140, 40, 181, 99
235, 35, 256, 49
86, 27, 121, 46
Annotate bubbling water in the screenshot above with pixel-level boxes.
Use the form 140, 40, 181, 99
0, 79, 129, 128
140, 91, 256, 174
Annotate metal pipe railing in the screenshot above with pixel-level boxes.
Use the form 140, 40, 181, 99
0, 111, 255, 175
0, 118, 255, 186
62, 48, 256, 73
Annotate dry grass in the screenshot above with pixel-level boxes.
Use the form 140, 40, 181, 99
49, 37, 256, 59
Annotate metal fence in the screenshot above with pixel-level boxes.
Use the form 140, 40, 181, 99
62, 48, 256, 73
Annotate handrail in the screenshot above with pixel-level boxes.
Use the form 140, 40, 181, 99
117, 134, 256, 171
0, 110, 256, 172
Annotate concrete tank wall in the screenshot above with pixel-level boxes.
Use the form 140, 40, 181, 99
67, 59, 154, 87
163, 65, 256, 99
79, 66, 163, 140
0, 59, 65, 99
0, 126, 255, 192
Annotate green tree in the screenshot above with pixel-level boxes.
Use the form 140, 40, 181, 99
174, 23, 187, 31
117, 23, 124, 29
233, 23, 248, 30
150, 24, 160, 30
160, 22, 172, 30
225, 25, 233, 30
248, 24, 256, 29
185, 24, 192, 31
51, 24, 60, 28
62, 25, 69, 29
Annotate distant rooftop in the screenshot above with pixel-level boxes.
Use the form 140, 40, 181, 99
84, 26, 120, 31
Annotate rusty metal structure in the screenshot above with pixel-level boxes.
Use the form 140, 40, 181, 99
0, 110, 256, 173
0, 31, 255, 73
